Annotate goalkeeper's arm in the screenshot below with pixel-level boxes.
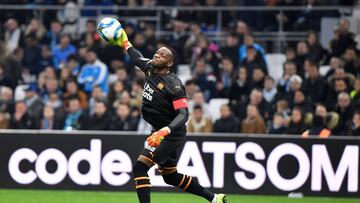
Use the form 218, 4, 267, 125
168, 108, 189, 132
115, 29, 152, 71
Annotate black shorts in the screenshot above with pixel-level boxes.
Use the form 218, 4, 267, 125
139, 131, 186, 168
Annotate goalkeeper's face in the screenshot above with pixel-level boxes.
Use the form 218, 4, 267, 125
152, 47, 174, 69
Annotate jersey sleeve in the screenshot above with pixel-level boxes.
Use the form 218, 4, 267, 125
167, 79, 188, 111
166, 78, 189, 131
127, 47, 153, 72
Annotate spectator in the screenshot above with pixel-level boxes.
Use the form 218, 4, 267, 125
41, 78, 62, 104
0, 111, 10, 129
351, 111, 360, 136
277, 61, 298, 94
39, 45, 55, 71
168, 20, 189, 63
287, 107, 308, 135
77, 49, 108, 94
263, 76, 281, 104
57, 0, 80, 37
324, 57, 344, 79
233, 89, 271, 122
220, 32, 240, 66
80, 19, 98, 46
0, 64, 12, 88
276, 99, 291, 122
294, 41, 309, 77
330, 19, 356, 57
188, 91, 211, 118
45, 92, 63, 110
108, 80, 125, 108
185, 80, 198, 100
303, 58, 327, 104
229, 67, 251, 103
241, 46, 268, 76
251, 67, 266, 90
43, 20, 63, 48
109, 103, 138, 131
327, 66, 356, 86
241, 104, 266, 134
25, 18, 47, 40
40, 105, 57, 130
114, 67, 132, 91
285, 46, 297, 62
52, 34, 76, 69
0, 41, 23, 89
342, 46, 360, 77
63, 79, 88, 110
133, 32, 151, 57
59, 67, 72, 89
66, 54, 81, 77
24, 83, 43, 123
192, 58, 216, 101
326, 78, 350, 110
235, 21, 249, 44
239, 34, 266, 63
144, 24, 156, 54
87, 99, 112, 130
63, 96, 88, 130
0, 86, 14, 114
306, 104, 332, 137
268, 113, 287, 134
130, 80, 143, 109
213, 104, 240, 133
10, 101, 38, 129
88, 85, 106, 115
187, 105, 213, 133
23, 34, 42, 75
317, 103, 340, 132
334, 92, 354, 135
216, 57, 234, 98
292, 90, 313, 113
4, 18, 23, 56
113, 90, 133, 108
306, 31, 326, 63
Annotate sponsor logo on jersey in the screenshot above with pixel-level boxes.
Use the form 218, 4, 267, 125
142, 83, 154, 101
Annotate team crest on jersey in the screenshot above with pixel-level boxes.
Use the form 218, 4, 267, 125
157, 82, 165, 90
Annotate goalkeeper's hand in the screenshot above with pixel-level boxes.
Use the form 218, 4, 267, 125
146, 127, 171, 147
113, 28, 132, 49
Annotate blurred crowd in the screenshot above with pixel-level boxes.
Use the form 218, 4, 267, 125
0, 0, 356, 33
0, 0, 359, 136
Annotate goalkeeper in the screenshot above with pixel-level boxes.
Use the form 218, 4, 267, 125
114, 28, 227, 203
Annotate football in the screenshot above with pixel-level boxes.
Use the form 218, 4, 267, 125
96, 17, 123, 43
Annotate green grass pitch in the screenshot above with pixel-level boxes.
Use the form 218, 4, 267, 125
0, 189, 359, 203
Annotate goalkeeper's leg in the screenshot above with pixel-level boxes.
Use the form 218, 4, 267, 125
133, 154, 154, 203
160, 166, 215, 202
